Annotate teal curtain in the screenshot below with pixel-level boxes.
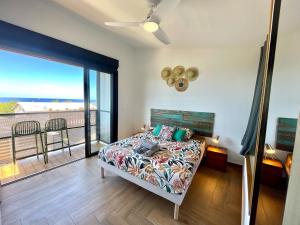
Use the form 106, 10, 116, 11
240, 43, 266, 155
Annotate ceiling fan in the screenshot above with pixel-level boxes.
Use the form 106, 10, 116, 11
104, 0, 181, 45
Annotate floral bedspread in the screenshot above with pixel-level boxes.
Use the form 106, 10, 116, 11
98, 132, 204, 194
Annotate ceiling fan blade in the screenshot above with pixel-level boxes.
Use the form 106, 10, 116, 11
151, 0, 180, 21
104, 22, 142, 27
153, 27, 170, 45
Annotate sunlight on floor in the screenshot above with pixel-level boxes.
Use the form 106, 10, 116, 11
0, 145, 85, 185
0, 142, 104, 185
0, 163, 20, 179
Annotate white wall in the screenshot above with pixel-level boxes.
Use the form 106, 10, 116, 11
266, 30, 300, 160
134, 47, 261, 164
133, 30, 300, 164
0, 0, 137, 139
283, 114, 300, 225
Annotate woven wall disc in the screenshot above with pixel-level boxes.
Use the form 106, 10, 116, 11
161, 67, 172, 80
175, 78, 189, 92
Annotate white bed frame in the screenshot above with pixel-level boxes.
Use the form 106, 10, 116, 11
98, 142, 205, 220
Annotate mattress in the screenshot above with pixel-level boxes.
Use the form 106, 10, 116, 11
98, 132, 205, 194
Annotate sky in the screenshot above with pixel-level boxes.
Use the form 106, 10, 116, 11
0, 50, 97, 100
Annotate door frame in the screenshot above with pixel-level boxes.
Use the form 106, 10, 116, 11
0, 20, 119, 158
84, 68, 118, 157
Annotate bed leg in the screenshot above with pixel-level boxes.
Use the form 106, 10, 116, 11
101, 167, 104, 178
174, 204, 179, 220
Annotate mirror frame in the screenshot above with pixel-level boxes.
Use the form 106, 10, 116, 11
246, 0, 282, 224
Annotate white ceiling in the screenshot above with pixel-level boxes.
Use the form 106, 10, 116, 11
50, 0, 300, 48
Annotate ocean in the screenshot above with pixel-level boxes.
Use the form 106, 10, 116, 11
0, 97, 84, 103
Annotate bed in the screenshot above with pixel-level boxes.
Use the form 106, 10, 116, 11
98, 109, 215, 220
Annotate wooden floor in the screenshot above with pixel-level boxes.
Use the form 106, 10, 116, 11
256, 184, 287, 225
0, 143, 102, 185
1, 158, 242, 225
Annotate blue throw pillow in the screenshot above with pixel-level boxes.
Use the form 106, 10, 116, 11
152, 124, 162, 136
173, 129, 187, 142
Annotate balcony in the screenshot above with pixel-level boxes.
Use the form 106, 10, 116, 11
0, 110, 103, 185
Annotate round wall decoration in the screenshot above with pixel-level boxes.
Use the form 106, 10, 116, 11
161, 67, 172, 80
175, 78, 189, 92
185, 67, 199, 81
172, 65, 185, 78
161, 65, 199, 92
166, 77, 176, 87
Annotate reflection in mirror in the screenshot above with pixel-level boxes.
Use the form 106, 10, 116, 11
256, 0, 300, 224
240, 0, 283, 224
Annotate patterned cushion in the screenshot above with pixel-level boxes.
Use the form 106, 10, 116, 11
159, 125, 176, 141
181, 128, 194, 140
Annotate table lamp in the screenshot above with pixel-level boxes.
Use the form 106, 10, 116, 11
211, 135, 220, 146
264, 143, 276, 159
141, 124, 152, 132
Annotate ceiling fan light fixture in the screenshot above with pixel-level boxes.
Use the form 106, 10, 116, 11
143, 21, 159, 32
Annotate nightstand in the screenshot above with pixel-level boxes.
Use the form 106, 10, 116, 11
261, 158, 283, 187
206, 145, 228, 171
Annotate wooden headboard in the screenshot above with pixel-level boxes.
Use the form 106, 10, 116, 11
150, 109, 215, 137
276, 117, 298, 152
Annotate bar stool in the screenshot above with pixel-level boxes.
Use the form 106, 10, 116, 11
12, 121, 46, 164
44, 118, 71, 163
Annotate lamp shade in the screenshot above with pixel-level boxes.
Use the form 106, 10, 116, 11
212, 135, 220, 144
265, 144, 276, 154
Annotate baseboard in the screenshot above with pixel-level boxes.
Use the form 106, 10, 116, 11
227, 162, 243, 168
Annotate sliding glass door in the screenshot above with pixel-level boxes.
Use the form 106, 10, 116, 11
98, 72, 112, 143
1, 20, 119, 160
84, 68, 117, 157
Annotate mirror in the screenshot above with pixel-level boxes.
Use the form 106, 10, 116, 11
241, 0, 283, 224
255, 0, 300, 224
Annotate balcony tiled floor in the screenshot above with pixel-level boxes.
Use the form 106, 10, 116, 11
0, 142, 103, 185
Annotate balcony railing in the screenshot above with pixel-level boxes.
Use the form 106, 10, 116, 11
0, 110, 96, 165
